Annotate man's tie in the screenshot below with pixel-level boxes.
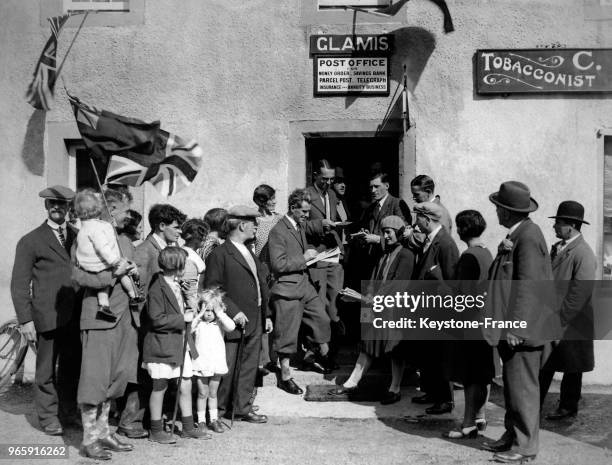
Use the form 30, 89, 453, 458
57, 227, 67, 249
553, 240, 567, 260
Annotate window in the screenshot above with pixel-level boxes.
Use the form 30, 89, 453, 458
318, 0, 391, 10
66, 141, 110, 192
604, 135, 612, 279
64, 0, 129, 13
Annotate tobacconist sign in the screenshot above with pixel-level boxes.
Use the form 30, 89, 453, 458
310, 34, 393, 96
476, 49, 612, 94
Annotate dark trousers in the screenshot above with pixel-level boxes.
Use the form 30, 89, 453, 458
539, 370, 582, 412
118, 328, 147, 429
418, 342, 453, 404
218, 323, 262, 417
35, 324, 81, 427
498, 342, 544, 456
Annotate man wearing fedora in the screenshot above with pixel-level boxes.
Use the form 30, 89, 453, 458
10, 186, 82, 436
482, 181, 554, 463
539, 201, 596, 421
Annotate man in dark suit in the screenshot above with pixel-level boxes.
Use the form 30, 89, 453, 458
10, 185, 81, 436
410, 202, 459, 415
540, 201, 596, 420
204, 205, 272, 424
117, 203, 186, 438
268, 189, 332, 395
357, 172, 411, 277
304, 159, 344, 369
482, 181, 554, 463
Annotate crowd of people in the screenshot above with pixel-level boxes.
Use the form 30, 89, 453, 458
10, 163, 596, 463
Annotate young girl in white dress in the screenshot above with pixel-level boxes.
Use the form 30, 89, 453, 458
191, 288, 235, 433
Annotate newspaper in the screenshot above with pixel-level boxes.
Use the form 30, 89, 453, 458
306, 247, 341, 266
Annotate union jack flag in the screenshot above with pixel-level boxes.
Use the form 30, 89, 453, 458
25, 14, 75, 110
68, 93, 203, 196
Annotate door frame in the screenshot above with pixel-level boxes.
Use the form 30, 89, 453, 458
288, 118, 415, 200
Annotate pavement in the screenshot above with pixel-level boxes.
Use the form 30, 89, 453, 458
1, 357, 611, 465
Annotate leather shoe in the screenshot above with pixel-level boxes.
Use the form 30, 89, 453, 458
42, 424, 64, 436
208, 420, 226, 433
328, 385, 358, 396
545, 408, 577, 420
492, 452, 536, 463
117, 425, 149, 439
380, 391, 402, 405
301, 359, 332, 375
425, 402, 454, 415
99, 433, 134, 452
241, 411, 268, 424
412, 393, 435, 404
481, 438, 513, 453
81, 441, 112, 460
278, 378, 303, 395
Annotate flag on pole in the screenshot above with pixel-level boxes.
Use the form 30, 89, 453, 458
344, 0, 454, 33
67, 93, 203, 196
25, 14, 74, 110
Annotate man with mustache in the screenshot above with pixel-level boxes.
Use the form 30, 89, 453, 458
11, 186, 81, 436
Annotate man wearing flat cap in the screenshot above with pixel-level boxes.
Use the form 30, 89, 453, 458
204, 205, 272, 424
10, 185, 81, 436
482, 181, 554, 463
539, 201, 596, 421
410, 201, 459, 415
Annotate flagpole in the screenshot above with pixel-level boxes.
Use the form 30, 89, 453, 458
56, 12, 89, 83
88, 156, 128, 259
402, 65, 410, 132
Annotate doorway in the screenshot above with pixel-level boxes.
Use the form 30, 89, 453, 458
305, 136, 402, 217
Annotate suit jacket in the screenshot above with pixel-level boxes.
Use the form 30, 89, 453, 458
304, 186, 343, 257
268, 216, 312, 300
545, 235, 596, 372
77, 235, 137, 330
484, 218, 555, 347
142, 273, 185, 365
11, 222, 78, 333
411, 227, 459, 281
203, 240, 270, 339
134, 234, 163, 295
360, 194, 412, 237
360, 195, 412, 260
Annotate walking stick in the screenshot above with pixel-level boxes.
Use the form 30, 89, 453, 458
170, 321, 191, 435
230, 325, 246, 428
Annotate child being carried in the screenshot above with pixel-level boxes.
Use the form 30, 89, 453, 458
74, 189, 144, 321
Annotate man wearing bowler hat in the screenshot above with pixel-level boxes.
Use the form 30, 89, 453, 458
204, 205, 272, 424
10, 185, 82, 435
482, 181, 554, 463
539, 201, 596, 420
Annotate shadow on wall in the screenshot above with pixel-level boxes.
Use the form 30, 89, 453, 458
345, 27, 436, 110
21, 110, 46, 176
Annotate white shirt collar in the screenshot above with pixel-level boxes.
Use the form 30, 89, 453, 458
46, 219, 66, 230
560, 233, 581, 249
285, 214, 298, 230
230, 238, 248, 252
378, 194, 389, 208
152, 233, 168, 249
507, 219, 525, 236
426, 225, 442, 245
